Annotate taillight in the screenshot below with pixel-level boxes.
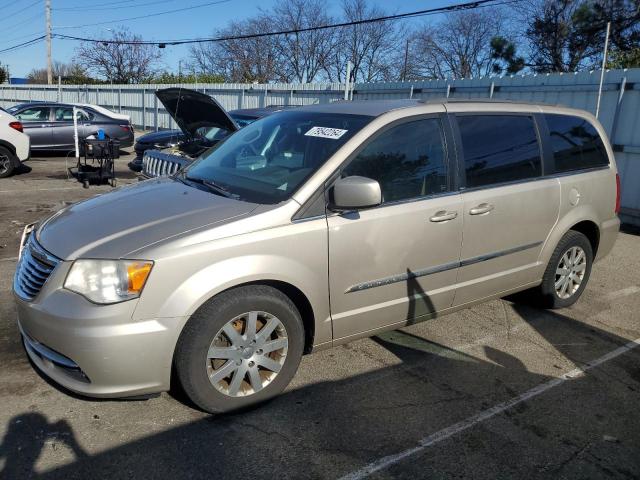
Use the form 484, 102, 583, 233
119, 124, 132, 132
615, 173, 621, 214
9, 121, 23, 133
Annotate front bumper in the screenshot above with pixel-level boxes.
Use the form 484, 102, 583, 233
15, 279, 183, 398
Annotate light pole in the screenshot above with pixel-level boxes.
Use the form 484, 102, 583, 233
595, 21, 611, 119
46, 0, 52, 85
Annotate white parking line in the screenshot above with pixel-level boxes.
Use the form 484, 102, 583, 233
338, 337, 640, 480
606, 285, 640, 300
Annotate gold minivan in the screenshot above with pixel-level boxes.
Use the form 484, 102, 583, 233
14, 99, 620, 412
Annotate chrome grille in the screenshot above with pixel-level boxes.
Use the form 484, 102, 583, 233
14, 236, 60, 301
142, 150, 186, 178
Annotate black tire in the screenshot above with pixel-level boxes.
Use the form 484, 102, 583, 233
174, 285, 304, 413
533, 230, 593, 309
0, 146, 17, 178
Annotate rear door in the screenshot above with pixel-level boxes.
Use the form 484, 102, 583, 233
451, 113, 560, 306
328, 114, 464, 340
51, 106, 86, 149
13, 106, 53, 149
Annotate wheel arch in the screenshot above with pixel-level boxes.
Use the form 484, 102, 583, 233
0, 140, 16, 155
539, 206, 602, 270
568, 220, 600, 257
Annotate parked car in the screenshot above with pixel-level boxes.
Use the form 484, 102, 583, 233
6, 102, 134, 152
0, 107, 30, 178
129, 107, 278, 170
14, 99, 619, 413
130, 87, 296, 178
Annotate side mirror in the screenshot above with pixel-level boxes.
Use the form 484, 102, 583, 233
330, 176, 382, 211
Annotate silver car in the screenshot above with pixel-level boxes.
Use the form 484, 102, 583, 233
14, 99, 620, 413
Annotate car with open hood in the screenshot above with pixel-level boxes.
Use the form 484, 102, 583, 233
129, 88, 297, 178
13, 99, 619, 414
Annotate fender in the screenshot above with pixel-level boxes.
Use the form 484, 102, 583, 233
0, 140, 20, 166
538, 203, 601, 270
133, 253, 332, 346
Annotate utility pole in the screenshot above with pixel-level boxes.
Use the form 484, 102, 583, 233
46, 0, 52, 85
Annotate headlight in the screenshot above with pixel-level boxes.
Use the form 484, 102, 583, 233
64, 259, 153, 304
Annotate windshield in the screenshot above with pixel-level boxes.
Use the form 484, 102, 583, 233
229, 113, 259, 128
184, 110, 371, 204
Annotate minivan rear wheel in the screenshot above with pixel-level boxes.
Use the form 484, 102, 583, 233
534, 230, 593, 309
174, 285, 304, 413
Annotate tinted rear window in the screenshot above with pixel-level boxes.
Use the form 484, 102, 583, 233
545, 114, 609, 173
458, 115, 541, 188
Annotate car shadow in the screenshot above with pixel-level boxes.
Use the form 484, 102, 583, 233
2, 282, 638, 479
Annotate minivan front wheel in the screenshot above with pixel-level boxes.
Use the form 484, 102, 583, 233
536, 230, 593, 309
174, 285, 304, 413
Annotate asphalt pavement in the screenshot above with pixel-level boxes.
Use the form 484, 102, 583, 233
0, 151, 639, 479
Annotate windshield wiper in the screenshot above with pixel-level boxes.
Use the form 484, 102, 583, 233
184, 175, 238, 199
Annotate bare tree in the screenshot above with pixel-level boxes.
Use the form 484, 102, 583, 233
412, 9, 504, 79
324, 0, 404, 82
270, 0, 334, 82
27, 61, 91, 84
76, 27, 162, 83
189, 17, 280, 83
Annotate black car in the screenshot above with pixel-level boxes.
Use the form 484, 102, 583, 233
128, 89, 296, 174
7, 102, 134, 151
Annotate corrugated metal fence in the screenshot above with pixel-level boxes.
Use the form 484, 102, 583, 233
1, 69, 639, 224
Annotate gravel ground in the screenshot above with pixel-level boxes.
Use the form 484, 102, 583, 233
0, 152, 639, 479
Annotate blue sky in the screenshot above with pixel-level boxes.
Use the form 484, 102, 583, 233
0, 0, 456, 77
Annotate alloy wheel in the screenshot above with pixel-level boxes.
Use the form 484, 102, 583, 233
0, 153, 10, 176
554, 246, 587, 299
206, 311, 288, 397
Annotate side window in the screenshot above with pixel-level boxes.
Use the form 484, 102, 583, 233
544, 114, 609, 173
343, 118, 448, 203
458, 115, 542, 188
54, 107, 74, 121
14, 107, 50, 122
76, 109, 93, 121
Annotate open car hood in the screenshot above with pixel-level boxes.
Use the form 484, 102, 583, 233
156, 88, 239, 138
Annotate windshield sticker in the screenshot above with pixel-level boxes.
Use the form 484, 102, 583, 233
305, 126, 348, 140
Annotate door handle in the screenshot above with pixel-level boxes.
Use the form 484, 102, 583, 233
469, 203, 494, 215
430, 210, 458, 222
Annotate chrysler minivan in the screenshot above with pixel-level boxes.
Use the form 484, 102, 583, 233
13, 99, 620, 413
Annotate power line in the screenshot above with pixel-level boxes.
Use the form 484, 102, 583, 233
0, 31, 46, 43
53, 0, 232, 29
0, 35, 46, 54
0, 0, 42, 22
54, 0, 176, 12
0, 12, 44, 35
53, 0, 511, 46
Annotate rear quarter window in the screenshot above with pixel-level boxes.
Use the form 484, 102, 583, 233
545, 114, 609, 173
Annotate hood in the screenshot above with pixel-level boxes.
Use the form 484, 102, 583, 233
156, 88, 238, 138
37, 179, 258, 260
136, 129, 185, 145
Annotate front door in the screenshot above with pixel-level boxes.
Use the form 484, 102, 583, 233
14, 106, 53, 149
328, 115, 463, 340
451, 114, 560, 306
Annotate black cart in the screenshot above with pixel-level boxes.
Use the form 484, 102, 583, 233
68, 138, 120, 188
